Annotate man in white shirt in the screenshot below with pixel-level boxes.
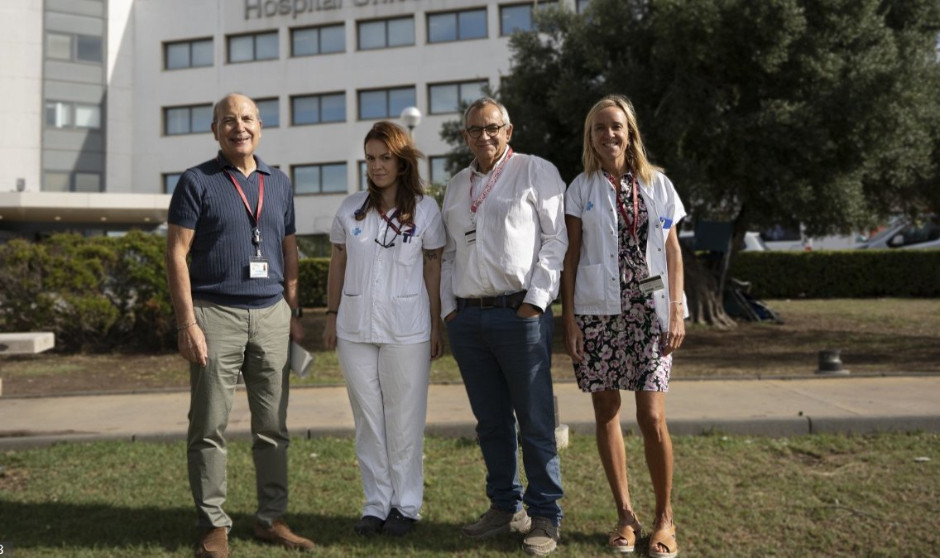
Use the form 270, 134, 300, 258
441, 97, 567, 556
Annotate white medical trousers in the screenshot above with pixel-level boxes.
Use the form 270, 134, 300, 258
336, 338, 430, 520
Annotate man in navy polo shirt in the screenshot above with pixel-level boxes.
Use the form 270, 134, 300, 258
166, 93, 313, 558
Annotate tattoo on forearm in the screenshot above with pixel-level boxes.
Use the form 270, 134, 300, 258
423, 250, 439, 261
334, 244, 345, 253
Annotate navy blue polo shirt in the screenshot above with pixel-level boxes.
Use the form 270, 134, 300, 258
168, 152, 297, 308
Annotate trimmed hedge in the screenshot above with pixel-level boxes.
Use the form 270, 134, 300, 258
298, 258, 330, 307
0, 231, 174, 353
3, 233, 935, 353
730, 250, 940, 298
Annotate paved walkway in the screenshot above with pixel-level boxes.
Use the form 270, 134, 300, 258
1, 375, 938, 449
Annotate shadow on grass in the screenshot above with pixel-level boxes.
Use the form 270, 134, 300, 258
0, 501, 530, 554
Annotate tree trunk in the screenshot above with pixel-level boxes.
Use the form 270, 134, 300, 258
682, 244, 737, 328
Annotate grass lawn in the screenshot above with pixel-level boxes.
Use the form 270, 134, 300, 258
0, 432, 938, 557
2, 298, 939, 396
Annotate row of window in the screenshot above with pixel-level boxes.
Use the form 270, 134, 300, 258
45, 101, 102, 129
164, 156, 452, 196
46, 31, 103, 64
163, 80, 486, 135
164, 2, 556, 69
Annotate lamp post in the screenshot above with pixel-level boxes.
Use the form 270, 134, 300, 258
400, 106, 422, 137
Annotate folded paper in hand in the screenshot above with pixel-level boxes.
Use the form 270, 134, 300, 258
290, 341, 314, 378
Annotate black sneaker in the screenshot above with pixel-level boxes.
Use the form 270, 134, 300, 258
382, 508, 416, 537
353, 515, 384, 537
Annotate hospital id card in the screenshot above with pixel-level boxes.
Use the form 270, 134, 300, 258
249, 257, 269, 279
638, 274, 665, 294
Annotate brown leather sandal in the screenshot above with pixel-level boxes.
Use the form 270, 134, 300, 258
648, 522, 678, 558
607, 513, 642, 553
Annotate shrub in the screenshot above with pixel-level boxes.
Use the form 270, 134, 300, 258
298, 258, 329, 307
731, 250, 940, 298
0, 231, 175, 353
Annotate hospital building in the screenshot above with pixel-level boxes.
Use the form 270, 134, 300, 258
1, 0, 587, 247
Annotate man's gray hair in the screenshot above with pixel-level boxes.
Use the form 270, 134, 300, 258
463, 97, 511, 128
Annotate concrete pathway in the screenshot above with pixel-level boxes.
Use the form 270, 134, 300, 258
1, 375, 937, 449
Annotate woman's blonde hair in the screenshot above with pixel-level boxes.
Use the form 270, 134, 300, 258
582, 94, 662, 184
358, 121, 425, 225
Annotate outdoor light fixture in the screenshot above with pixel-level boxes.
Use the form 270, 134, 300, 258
400, 106, 421, 136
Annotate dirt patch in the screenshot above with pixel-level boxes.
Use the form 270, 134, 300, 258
2, 299, 937, 396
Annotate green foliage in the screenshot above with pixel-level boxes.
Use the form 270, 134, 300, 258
298, 258, 329, 307
731, 249, 940, 298
483, 0, 940, 238
0, 232, 175, 353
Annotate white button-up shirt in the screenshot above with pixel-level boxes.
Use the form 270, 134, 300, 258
330, 192, 446, 344
565, 170, 688, 330
441, 150, 568, 317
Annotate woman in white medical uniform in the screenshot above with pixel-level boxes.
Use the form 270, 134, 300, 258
323, 121, 445, 537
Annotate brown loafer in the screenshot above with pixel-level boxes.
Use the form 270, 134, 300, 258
196, 527, 228, 558
254, 518, 315, 551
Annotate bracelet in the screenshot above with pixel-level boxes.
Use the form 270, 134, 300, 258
177, 321, 197, 331
325, 310, 338, 315
670, 301, 684, 305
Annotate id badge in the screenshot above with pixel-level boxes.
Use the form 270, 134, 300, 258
249, 257, 269, 279
465, 229, 477, 245
638, 274, 665, 294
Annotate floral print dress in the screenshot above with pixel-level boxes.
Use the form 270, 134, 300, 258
573, 171, 672, 392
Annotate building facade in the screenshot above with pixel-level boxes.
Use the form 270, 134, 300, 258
1, 0, 586, 240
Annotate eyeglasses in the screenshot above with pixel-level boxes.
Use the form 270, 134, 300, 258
465, 123, 506, 139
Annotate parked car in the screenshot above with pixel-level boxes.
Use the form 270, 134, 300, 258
679, 229, 768, 252
857, 215, 940, 249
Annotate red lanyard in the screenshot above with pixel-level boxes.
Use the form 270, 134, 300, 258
380, 209, 402, 234
380, 209, 416, 236
224, 170, 264, 226
470, 147, 514, 216
606, 171, 638, 243
220, 156, 265, 254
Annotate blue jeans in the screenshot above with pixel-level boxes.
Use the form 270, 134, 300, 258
447, 306, 563, 524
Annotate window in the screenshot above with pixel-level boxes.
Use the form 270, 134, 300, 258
358, 86, 415, 120
46, 33, 72, 60
165, 38, 213, 70
427, 8, 487, 43
357, 17, 414, 50
45, 32, 103, 63
163, 173, 182, 194
359, 160, 368, 190
45, 101, 102, 129
291, 23, 345, 56
228, 31, 278, 63
293, 163, 348, 194
577, 0, 590, 13
255, 98, 279, 128
43, 171, 71, 192
164, 104, 213, 135
429, 156, 452, 186
500, 2, 557, 35
74, 172, 101, 192
76, 35, 103, 62
291, 93, 346, 125
428, 80, 487, 114
42, 171, 101, 192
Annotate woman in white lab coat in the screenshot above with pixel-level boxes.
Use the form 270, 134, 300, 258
323, 121, 445, 537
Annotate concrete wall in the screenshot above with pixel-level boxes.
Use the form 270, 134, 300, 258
1, 2, 43, 193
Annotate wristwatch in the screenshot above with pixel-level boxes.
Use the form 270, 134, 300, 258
290, 306, 303, 318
